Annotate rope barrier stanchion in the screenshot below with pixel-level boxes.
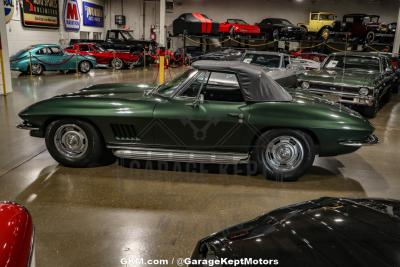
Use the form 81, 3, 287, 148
158, 47, 166, 85
29, 52, 33, 77
75, 54, 79, 77
143, 49, 147, 71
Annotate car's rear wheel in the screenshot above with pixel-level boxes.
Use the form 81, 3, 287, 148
30, 63, 44, 75
45, 120, 114, 167
320, 28, 330, 40
111, 58, 125, 70
254, 129, 315, 181
78, 61, 92, 73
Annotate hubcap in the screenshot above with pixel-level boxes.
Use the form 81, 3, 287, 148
80, 61, 90, 72
54, 124, 88, 159
322, 30, 329, 40
32, 64, 42, 74
264, 136, 304, 172
112, 58, 123, 69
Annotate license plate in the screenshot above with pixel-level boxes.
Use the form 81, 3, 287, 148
324, 95, 340, 102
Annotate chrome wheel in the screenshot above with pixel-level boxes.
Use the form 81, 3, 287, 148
264, 136, 304, 172
321, 29, 330, 40
273, 29, 280, 40
111, 58, 124, 70
31, 64, 43, 75
79, 61, 91, 73
54, 124, 88, 159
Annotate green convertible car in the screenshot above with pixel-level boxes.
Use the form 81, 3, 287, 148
17, 61, 378, 181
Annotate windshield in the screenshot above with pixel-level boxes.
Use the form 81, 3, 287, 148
120, 31, 134, 40
156, 69, 198, 97
277, 19, 293, 25
242, 54, 281, 68
93, 45, 106, 52
228, 19, 247, 25
323, 55, 380, 71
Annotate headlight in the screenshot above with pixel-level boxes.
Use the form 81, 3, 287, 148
301, 81, 310, 89
359, 88, 369, 96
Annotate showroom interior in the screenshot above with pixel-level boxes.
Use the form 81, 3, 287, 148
1, 0, 400, 266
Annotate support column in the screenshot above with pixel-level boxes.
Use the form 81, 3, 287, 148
393, 3, 400, 56
159, 0, 166, 47
0, 0, 12, 95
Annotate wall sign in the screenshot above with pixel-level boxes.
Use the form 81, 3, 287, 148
21, 0, 59, 29
82, 1, 103, 28
64, 0, 80, 31
4, 0, 14, 23
115, 15, 125, 26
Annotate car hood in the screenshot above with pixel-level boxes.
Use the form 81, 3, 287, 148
58, 83, 157, 101
194, 198, 400, 267
300, 69, 380, 87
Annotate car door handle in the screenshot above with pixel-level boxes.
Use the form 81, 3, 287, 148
228, 113, 244, 119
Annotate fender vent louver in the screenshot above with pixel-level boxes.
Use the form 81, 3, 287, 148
111, 124, 137, 140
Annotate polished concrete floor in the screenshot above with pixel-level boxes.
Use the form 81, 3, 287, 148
1, 68, 400, 267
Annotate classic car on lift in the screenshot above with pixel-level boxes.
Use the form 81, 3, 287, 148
219, 19, 261, 36
298, 11, 337, 40
10, 44, 96, 75
332, 14, 394, 43
65, 43, 143, 70
190, 197, 400, 267
0, 202, 35, 267
298, 52, 398, 118
257, 18, 306, 40
17, 61, 377, 181
240, 51, 303, 88
173, 13, 220, 36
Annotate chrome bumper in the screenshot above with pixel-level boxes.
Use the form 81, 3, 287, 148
339, 134, 379, 147
17, 122, 39, 131
307, 89, 374, 106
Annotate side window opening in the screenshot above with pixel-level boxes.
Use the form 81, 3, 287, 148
203, 72, 244, 102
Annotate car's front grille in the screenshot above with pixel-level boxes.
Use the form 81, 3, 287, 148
310, 83, 359, 94
111, 124, 137, 141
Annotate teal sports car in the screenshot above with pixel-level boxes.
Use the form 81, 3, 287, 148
10, 44, 97, 75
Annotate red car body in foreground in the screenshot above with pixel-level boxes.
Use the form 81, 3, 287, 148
0, 202, 34, 267
65, 43, 142, 69
219, 19, 261, 36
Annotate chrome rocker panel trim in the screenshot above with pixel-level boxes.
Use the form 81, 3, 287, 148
109, 146, 250, 164
339, 134, 379, 147
17, 122, 39, 131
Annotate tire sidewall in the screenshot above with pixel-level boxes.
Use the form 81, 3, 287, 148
79, 61, 91, 73
254, 129, 315, 181
45, 120, 104, 167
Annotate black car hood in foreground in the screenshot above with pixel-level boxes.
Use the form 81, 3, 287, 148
191, 197, 400, 267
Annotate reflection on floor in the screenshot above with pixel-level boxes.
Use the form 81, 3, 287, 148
0, 68, 399, 266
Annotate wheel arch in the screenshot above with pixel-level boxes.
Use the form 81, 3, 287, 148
249, 127, 320, 154
42, 116, 106, 144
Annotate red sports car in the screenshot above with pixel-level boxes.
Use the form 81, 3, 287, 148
0, 202, 35, 267
219, 19, 260, 36
65, 43, 142, 70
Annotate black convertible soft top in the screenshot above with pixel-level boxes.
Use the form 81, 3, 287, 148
192, 60, 293, 102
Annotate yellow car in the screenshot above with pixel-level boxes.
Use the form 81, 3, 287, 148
298, 12, 337, 40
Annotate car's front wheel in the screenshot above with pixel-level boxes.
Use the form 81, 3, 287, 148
254, 129, 315, 181
45, 120, 113, 167
78, 61, 92, 73
111, 58, 125, 70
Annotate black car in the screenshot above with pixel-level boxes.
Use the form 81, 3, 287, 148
191, 197, 400, 267
257, 18, 306, 40
173, 13, 219, 36
193, 48, 247, 62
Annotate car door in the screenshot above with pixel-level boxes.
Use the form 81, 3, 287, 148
153, 71, 254, 152
46, 46, 69, 71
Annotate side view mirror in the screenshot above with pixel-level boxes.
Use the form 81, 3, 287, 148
198, 93, 204, 105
